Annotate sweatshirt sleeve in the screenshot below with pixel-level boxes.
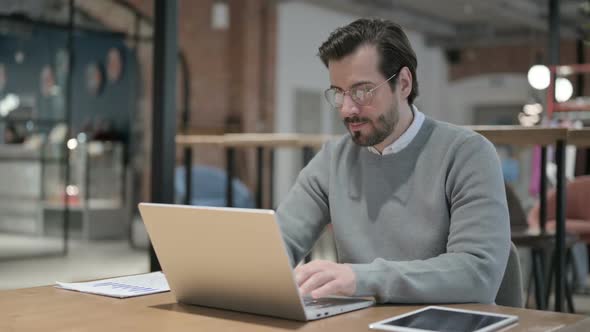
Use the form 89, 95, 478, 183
350, 134, 510, 304
275, 142, 332, 266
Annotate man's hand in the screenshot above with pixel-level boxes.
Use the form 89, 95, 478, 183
294, 260, 356, 299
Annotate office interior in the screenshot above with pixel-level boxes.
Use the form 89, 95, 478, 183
0, 0, 590, 316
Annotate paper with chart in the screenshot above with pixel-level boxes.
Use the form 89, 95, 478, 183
55, 271, 170, 298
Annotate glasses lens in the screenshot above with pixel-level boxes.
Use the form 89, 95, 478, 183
325, 89, 344, 108
351, 86, 373, 106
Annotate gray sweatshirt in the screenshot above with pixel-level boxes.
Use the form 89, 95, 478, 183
276, 116, 510, 304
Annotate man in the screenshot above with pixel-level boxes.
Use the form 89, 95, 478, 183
276, 18, 510, 304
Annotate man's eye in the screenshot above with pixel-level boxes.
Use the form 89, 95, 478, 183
354, 90, 366, 99
359, 85, 374, 93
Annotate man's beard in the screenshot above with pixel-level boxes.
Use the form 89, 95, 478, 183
344, 103, 399, 147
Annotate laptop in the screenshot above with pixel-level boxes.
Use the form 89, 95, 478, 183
138, 203, 374, 321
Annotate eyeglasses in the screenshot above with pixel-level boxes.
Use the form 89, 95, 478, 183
324, 72, 398, 109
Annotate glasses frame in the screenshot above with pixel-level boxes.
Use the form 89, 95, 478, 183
324, 71, 399, 109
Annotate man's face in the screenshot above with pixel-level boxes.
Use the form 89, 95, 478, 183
327, 45, 399, 147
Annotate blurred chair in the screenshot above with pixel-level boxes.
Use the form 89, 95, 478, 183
174, 165, 255, 208
505, 183, 575, 311
505, 182, 530, 232
495, 242, 524, 307
527, 176, 590, 300
527, 176, 590, 243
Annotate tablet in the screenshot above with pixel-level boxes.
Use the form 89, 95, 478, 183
369, 306, 518, 332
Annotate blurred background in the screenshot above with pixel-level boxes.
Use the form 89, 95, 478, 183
0, 0, 589, 313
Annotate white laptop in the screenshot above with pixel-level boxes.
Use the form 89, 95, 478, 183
138, 203, 375, 321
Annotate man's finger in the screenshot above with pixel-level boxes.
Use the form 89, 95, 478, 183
310, 279, 341, 299
298, 271, 334, 296
294, 261, 330, 286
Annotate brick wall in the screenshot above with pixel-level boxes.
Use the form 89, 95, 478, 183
448, 39, 590, 96
82, 0, 277, 201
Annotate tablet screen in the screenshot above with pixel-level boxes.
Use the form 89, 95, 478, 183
370, 306, 517, 332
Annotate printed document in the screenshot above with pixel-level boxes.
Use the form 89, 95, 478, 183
56, 271, 170, 298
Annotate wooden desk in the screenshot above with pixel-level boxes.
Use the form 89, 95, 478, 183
1, 286, 588, 331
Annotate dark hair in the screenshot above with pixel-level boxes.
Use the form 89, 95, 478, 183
318, 18, 419, 105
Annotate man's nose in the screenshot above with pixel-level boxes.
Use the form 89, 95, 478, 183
340, 94, 360, 117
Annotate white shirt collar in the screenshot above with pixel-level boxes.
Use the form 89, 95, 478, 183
367, 105, 425, 156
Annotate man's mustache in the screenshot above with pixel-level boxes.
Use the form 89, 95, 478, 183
344, 117, 369, 124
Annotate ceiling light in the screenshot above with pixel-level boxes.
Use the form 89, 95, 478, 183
0, 93, 20, 117
67, 138, 78, 150
555, 77, 573, 102
527, 65, 550, 90
14, 51, 24, 64
66, 185, 79, 196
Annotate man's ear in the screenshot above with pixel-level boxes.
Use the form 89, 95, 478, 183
398, 67, 412, 100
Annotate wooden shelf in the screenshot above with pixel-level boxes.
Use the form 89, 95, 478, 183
567, 128, 590, 147
176, 127, 573, 149
175, 135, 226, 147
467, 126, 568, 145
555, 63, 590, 75
42, 199, 122, 210
176, 133, 336, 149
554, 103, 590, 112
467, 126, 567, 145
